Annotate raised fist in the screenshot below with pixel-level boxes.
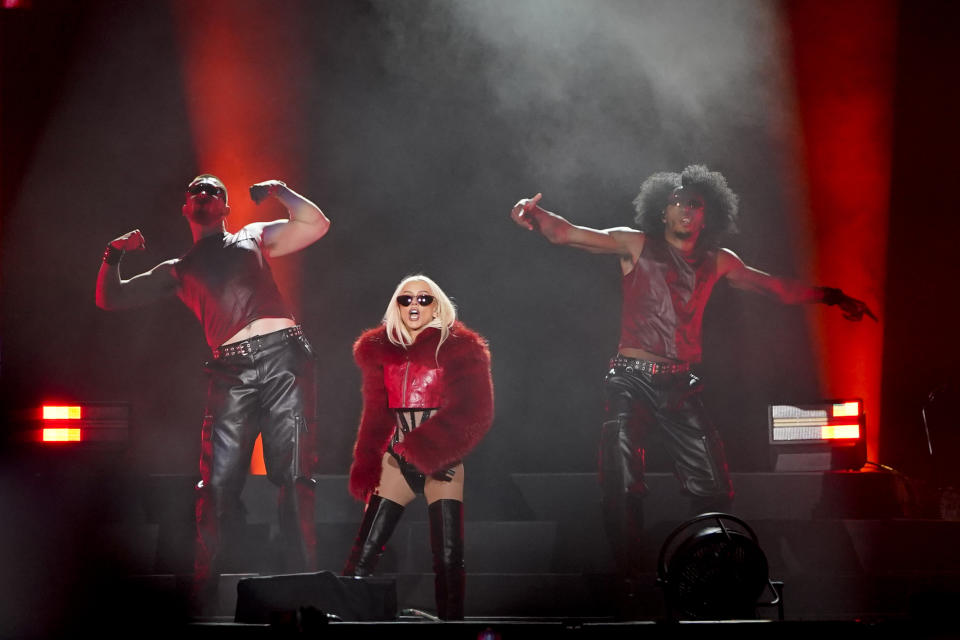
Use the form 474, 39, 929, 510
249, 180, 287, 204
108, 229, 146, 252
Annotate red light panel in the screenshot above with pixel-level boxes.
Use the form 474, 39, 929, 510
821, 424, 860, 440
832, 401, 861, 418
25, 402, 130, 448
42, 428, 82, 442
42, 405, 82, 420
770, 400, 864, 443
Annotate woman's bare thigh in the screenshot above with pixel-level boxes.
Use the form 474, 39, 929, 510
425, 463, 465, 504
374, 452, 416, 506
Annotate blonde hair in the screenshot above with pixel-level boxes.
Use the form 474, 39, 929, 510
383, 274, 457, 352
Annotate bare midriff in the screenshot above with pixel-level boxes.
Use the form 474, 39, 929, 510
221, 317, 296, 346
618, 346, 679, 363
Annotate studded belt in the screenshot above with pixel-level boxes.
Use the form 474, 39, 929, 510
609, 354, 689, 375
213, 325, 304, 359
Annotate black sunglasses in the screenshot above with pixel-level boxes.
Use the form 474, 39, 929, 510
668, 194, 704, 209
187, 182, 224, 198
397, 294, 435, 307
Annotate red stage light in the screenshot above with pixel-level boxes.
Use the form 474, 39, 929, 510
250, 434, 266, 476
42, 405, 82, 420
784, 0, 894, 465
821, 424, 861, 440
42, 428, 82, 442
27, 402, 130, 448
832, 401, 861, 418
769, 399, 866, 470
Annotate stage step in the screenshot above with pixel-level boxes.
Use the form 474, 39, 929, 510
108, 516, 960, 578
135, 470, 909, 527
116, 512, 960, 620
20, 469, 960, 622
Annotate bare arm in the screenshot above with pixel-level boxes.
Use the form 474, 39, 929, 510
510, 192, 644, 261
719, 249, 877, 321
95, 229, 179, 310
251, 180, 331, 258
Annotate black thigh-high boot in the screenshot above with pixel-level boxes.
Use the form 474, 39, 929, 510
428, 499, 465, 621
342, 495, 405, 576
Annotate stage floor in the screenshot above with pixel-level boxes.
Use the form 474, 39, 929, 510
3, 468, 959, 637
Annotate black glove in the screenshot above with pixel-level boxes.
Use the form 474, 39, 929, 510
430, 467, 457, 482
820, 287, 878, 322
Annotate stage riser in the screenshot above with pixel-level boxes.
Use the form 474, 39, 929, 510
112, 518, 960, 578
135, 471, 907, 524
511, 472, 906, 523
128, 521, 567, 575
91, 471, 960, 580
17, 470, 960, 623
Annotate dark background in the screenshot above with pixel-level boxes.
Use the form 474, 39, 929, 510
0, 0, 957, 484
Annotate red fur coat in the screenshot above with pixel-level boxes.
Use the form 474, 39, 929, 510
347, 321, 494, 501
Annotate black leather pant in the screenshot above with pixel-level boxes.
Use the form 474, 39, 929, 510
194, 328, 317, 588
599, 360, 733, 577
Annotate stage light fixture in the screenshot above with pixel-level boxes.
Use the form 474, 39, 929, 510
657, 513, 781, 621
768, 399, 866, 471
26, 402, 131, 449
42, 428, 82, 442
42, 405, 82, 420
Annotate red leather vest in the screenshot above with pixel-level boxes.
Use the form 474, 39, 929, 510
619, 235, 719, 363
384, 360, 444, 408
175, 227, 291, 349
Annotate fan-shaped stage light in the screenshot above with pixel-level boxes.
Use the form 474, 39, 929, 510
657, 513, 779, 620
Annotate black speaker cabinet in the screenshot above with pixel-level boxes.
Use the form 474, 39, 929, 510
235, 571, 397, 623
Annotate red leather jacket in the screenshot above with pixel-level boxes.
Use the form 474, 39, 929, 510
384, 360, 443, 408
347, 322, 494, 500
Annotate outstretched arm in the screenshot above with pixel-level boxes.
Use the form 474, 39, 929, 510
251, 180, 331, 258
511, 193, 644, 260
95, 229, 179, 310
719, 249, 877, 321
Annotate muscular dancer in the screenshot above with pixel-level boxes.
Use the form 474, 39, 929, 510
96, 175, 330, 609
511, 165, 874, 589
